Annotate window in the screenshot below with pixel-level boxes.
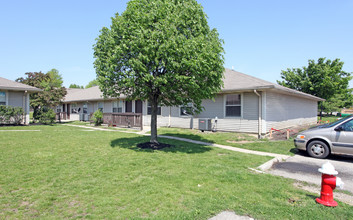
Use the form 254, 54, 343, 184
125, 101, 132, 112
71, 104, 79, 113
180, 103, 193, 116
340, 120, 353, 132
56, 105, 61, 113
83, 103, 88, 114
147, 101, 161, 115
0, 91, 6, 105
98, 102, 104, 112
225, 94, 241, 117
112, 101, 123, 113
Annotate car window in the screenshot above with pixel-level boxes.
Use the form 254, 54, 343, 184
339, 119, 353, 132
325, 116, 353, 128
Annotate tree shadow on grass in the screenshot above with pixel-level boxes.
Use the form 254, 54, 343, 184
110, 136, 213, 154
158, 133, 215, 144
290, 148, 299, 154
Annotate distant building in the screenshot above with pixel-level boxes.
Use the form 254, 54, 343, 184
60, 69, 324, 135
0, 77, 41, 124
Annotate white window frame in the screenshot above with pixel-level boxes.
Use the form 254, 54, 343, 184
179, 103, 193, 117
112, 100, 123, 113
224, 93, 243, 118
71, 103, 78, 114
0, 91, 6, 106
56, 105, 61, 113
83, 103, 88, 114
98, 102, 104, 112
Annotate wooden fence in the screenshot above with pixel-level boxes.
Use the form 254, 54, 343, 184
56, 112, 67, 121
103, 113, 143, 130
341, 109, 353, 114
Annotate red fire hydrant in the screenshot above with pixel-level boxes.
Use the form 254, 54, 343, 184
316, 162, 344, 207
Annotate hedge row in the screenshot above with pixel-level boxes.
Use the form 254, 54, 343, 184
0, 105, 24, 125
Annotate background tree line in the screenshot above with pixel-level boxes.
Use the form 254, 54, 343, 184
278, 58, 353, 115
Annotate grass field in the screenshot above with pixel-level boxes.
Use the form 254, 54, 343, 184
158, 127, 296, 156
1, 124, 352, 219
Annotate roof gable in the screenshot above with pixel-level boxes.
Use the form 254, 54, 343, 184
0, 77, 42, 92
222, 69, 324, 101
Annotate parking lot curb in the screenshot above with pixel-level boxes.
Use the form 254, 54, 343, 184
257, 155, 290, 171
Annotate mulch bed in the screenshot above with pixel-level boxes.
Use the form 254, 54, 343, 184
137, 142, 173, 150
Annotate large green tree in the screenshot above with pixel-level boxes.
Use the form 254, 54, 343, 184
277, 58, 353, 113
94, 0, 224, 145
16, 70, 67, 118
69, 84, 84, 89
85, 79, 99, 89
46, 68, 64, 88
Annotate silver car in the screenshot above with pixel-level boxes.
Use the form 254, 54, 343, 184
294, 116, 353, 158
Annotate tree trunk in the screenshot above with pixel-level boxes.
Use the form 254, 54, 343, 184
150, 95, 159, 144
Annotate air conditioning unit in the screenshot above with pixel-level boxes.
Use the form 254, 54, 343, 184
199, 118, 212, 132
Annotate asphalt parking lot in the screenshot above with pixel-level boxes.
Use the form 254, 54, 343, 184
268, 151, 353, 194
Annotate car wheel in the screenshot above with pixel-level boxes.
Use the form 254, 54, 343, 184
307, 140, 330, 159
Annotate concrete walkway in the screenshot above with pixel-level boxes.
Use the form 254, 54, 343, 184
63, 124, 289, 170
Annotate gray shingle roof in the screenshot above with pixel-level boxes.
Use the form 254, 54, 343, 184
222, 68, 324, 101
0, 77, 42, 92
63, 86, 127, 102
63, 69, 324, 102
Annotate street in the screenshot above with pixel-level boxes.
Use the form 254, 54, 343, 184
268, 151, 353, 193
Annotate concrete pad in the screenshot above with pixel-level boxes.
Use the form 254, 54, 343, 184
209, 211, 254, 220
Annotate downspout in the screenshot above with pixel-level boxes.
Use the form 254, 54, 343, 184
254, 90, 262, 139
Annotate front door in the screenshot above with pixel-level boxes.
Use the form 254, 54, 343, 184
135, 100, 142, 113
67, 104, 70, 119
62, 104, 66, 119
125, 101, 132, 112
332, 119, 353, 155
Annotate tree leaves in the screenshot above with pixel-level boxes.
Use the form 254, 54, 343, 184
16, 71, 67, 109
93, 0, 224, 110
277, 58, 353, 113
93, 0, 225, 143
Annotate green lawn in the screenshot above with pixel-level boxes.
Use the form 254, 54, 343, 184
318, 115, 341, 124
158, 127, 295, 155
1, 125, 352, 219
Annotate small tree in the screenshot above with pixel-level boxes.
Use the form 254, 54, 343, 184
94, 0, 224, 145
92, 110, 103, 126
16, 70, 67, 120
35, 107, 56, 124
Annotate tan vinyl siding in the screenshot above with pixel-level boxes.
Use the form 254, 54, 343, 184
267, 117, 317, 130
88, 102, 95, 114
171, 106, 180, 117
8, 91, 23, 107
104, 102, 112, 113
215, 118, 258, 133
196, 95, 224, 118
161, 105, 169, 117
242, 92, 259, 120
266, 91, 318, 130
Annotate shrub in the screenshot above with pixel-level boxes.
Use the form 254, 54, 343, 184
35, 107, 56, 124
92, 110, 103, 126
0, 106, 24, 125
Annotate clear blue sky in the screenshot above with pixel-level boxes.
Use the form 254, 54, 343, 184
1, 0, 352, 88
